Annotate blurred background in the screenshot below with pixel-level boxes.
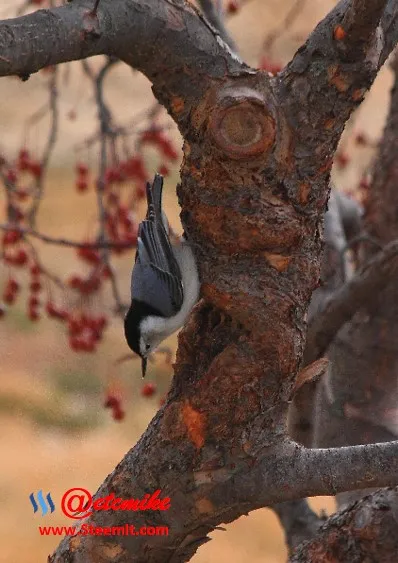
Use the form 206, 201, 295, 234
0, 0, 393, 561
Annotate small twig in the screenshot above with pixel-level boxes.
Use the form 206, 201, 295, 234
29, 67, 59, 226
197, 0, 237, 52
0, 223, 135, 250
273, 499, 323, 553
26, 240, 64, 289
92, 0, 101, 15
263, 0, 307, 54
94, 57, 124, 314
74, 101, 161, 151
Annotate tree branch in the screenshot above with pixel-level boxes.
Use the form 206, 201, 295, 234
290, 488, 398, 562
49, 437, 398, 562
273, 499, 322, 553
280, 0, 398, 167
304, 239, 398, 364
0, 223, 135, 249
2, 1, 398, 561
0, 0, 247, 128
197, 0, 237, 52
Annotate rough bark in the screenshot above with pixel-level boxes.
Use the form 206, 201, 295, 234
290, 488, 398, 562
313, 51, 398, 512
1, 0, 398, 561
288, 189, 360, 446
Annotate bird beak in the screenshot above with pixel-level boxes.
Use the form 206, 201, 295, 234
141, 357, 147, 378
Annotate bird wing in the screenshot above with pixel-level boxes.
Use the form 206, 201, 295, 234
131, 219, 184, 318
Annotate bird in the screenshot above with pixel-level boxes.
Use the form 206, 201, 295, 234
124, 174, 200, 377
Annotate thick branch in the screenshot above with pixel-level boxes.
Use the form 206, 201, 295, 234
304, 239, 398, 364
280, 0, 398, 165
290, 488, 398, 562
342, 0, 387, 43
50, 437, 398, 562
0, 0, 246, 128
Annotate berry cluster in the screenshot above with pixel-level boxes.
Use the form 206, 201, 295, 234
103, 382, 158, 422
68, 313, 107, 352
104, 393, 125, 421
1, 124, 179, 359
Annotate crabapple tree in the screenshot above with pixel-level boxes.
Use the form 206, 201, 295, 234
1, 0, 398, 562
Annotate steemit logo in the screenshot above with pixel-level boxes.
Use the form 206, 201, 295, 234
29, 490, 55, 516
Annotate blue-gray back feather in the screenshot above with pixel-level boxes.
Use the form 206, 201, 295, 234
131, 175, 183, 318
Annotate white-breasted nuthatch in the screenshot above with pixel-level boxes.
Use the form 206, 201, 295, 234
124, 174, 200, 377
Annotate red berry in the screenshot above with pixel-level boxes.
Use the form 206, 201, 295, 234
28, 308, 40, 321
16, 189, 29, 201
68, 275, 81, 289
45, 302, 67, 320
76, 178, 88, 192
227, 0, 239, 13
112, 407, 125, 421
19, 149, 29, 160
76, 162, 89, 176
158, 165, 169, 177
79, 276, 101, 294
105, 167, 123, 184
29, 161, 42, 179
68, 318, 82, 336
96, 315, 107, 330
77, 246, 100, 265
102, 265, 112, 279
135, 184, 146, 200
29, 296, 40, 308
104, 394, 120, 409
18, 149, 30, 171
7, 278, 19, 293
123, 232, 138, 245
30, 263, 41, 276
3, 291, 15, 304
121, 156, 147, 181
6, 169, 17, 184
141, 383, 156, 397
335, 152, 349, 169
3, 230, 21, 245
14, 249, 28, 266
30, 280, 41, 292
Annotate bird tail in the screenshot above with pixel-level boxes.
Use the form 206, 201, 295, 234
146, 174, 163, 222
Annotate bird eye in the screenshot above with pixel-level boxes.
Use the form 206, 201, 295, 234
145, 344, 150, 350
